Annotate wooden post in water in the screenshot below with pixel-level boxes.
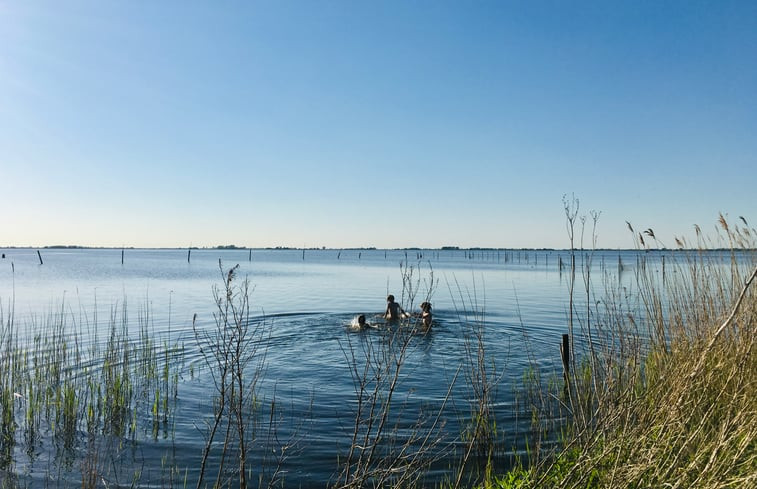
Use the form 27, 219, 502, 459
662, 255, 666, 282
561, 334, 570, 376
121, 248, 124, 265
187, 248, 191, 263
249, 249, 252, 262
561, 333, 571, 397
37, 250, 43, 265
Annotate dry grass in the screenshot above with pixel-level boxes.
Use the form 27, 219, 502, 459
520, 216, 757, 489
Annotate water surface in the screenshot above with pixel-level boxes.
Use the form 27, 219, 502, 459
0, 247, 673, 486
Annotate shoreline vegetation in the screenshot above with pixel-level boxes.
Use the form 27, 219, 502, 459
1, 210, 755, 488
490, 209, 757, 488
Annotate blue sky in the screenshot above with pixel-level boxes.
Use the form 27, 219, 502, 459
1, 1, 755, 249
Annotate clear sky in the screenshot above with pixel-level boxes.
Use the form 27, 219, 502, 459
1, 1, 755, 249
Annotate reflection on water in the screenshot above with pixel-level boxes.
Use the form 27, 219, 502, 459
0, 247, 735, 486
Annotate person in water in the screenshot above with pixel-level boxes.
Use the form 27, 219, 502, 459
357, 314, 370, 329
419, 302, 432, 329
384, 295, 407, 320
349, 314, 371, 330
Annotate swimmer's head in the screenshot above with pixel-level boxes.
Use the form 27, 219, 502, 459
387, 295, 395, 303
358, 314, 366, 325
420, 302, 431, 311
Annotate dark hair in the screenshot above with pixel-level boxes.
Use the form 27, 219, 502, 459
387, 295, 395, 302
420, 302, 431, 311
358, 314, 366, 323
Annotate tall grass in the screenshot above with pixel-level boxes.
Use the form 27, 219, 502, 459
505, 214, 757, 489
0, 293, 182, 486
446, 272, 508, 489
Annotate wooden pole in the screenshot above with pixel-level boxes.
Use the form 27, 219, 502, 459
561, 333, 571, 398
37, 250, 43, 265
561, 333, 570, 375
121, 248, 124, 265
662, 255, 666, 282
187, 248, 191, 263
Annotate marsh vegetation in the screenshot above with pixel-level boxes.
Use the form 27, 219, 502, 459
491, 208, 757, 489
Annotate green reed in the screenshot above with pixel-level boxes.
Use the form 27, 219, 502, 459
0, 293, 182, 485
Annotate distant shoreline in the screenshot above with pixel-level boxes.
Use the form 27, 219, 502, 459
0, 245, 752, 252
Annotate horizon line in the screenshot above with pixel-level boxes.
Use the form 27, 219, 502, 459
1, 245, 749, 253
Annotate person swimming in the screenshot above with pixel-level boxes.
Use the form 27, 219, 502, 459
350, 314, 373, 330
357, 314, 369, 328
384, 294, 407, 321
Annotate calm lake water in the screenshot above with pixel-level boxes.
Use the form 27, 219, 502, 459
0, 247, 671, 486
